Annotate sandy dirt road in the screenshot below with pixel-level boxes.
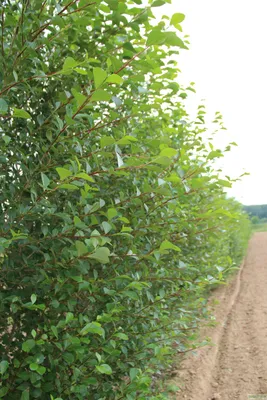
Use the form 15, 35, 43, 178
174, 232, 267, 400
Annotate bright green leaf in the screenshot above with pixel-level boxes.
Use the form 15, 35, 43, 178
93, 67, 107, 88
107, 208, 117, 220
160, 240, 181, 252
100, 136, 116, 148
37, 366, 46, 375
57, 183, 79, 190
90, 90, 112, 102
96, 364, 112, 375
146, 29, 166, 46
75, 172, 95, 182
63, 57, 78, 70
106, 74, 123, 85
171, 13, 185, 25
29, 363, 38, 371
80, 322, 105, 336
151, 0, 165, 6
56, 167, 72, 180
13, 108, 31, 119
74, 67, 88, 75
160, 148, 177, 158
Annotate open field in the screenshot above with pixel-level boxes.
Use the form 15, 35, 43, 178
252, 223, 267, 232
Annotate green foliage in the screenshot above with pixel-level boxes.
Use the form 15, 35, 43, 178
0, 1, 250, 399
251, 216, 260, 225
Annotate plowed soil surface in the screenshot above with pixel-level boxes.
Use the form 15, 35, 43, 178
174, 232, 267, 400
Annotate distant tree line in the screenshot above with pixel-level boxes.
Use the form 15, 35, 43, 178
244, 204, 267, 221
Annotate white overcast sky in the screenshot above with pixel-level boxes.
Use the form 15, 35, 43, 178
156, 0, 267, 205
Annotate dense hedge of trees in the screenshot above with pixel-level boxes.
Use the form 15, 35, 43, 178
0, 1, 250, 399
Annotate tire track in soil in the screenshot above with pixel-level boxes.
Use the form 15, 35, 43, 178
174, 232, 267, 400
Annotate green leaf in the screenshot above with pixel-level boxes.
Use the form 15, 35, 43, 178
90, 90, 112, 102
107, 208, 117, 220
71, 88, 87, 107
31, 329, 37, 338
100, 136, 116, 148
151, 0, 165, 6
160, 148, 177, 158
122, 290, 139, 300
93, 67, 107, 88
41, 173, 50, 189
29, 363, 38, 371
51, 325, 58, 339
37, 366, 46, 375
0, 98, 8, 114
74, 216, 86, 228
21, 389, 29, 400
75, 241, 88, 256
160, 240, 181, 252
96, 364, 112, 375
0, 360, 9, 375
22, 339, 35, 353
0, 387, 8, 398
117, 135, 138, 145
88, 247, 110, 264
63, 56, 78, 70
171, 13, 185, 25
51, 300, 59, 308
102, 221, 112, 234
74, 67, 88, 75
57, 183, 79, 190
80, 322, 105, 336
167, 384, 180, 392
3, 135, 11, 144
56, 167, 72, 180
147, 29, 185, 48
13, 108, 31, 119
31, 294, 37, 304
75, 172, 95, 182
114, 332, 128, 340
63, 352, 75, 364
146, 29, 166, 46
164, 32, 185, 48
207, 150, 223, 160
106, 74, 123, 84
217, 179, 232, 188
65, 312, 74, 323
130, 367, 139, 381
152, 156, 172, 166
86, 377, 98, 385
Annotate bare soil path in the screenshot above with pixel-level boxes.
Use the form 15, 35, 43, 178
174, 232, 267, 400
